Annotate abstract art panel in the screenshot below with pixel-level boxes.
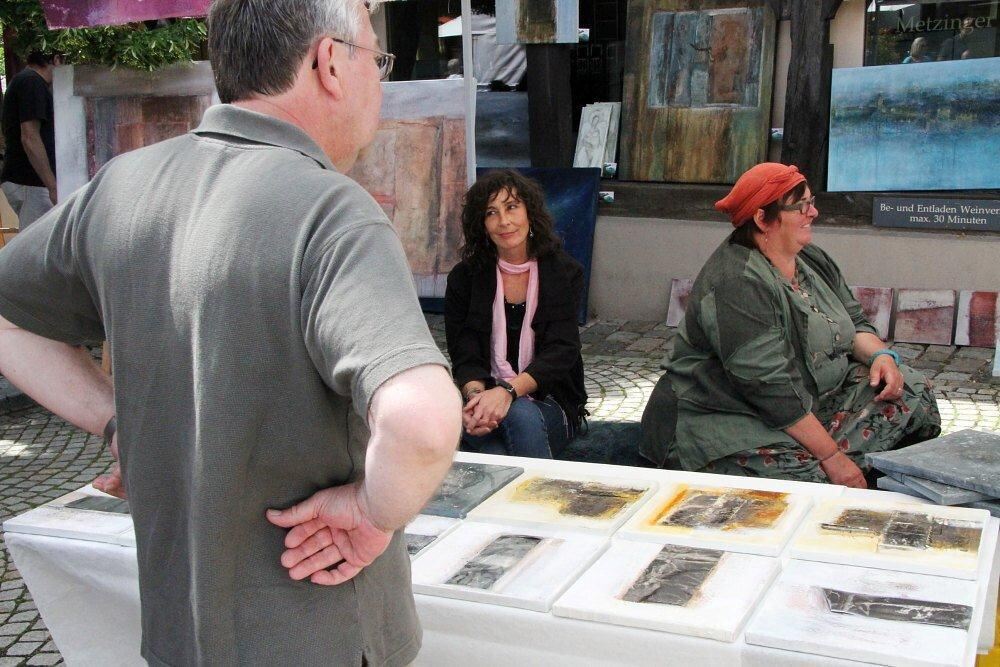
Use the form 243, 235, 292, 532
828, 57, 1000, 192
3, 486, 135, 547
620, 0, 775, 183
468, 472, 655, 534
553, 539, 778, 641
411, 521, 606, 612
790, 498, 988, 579
40, 0, 210, 28
404, 514, 458, 560
746, 560, 979, 667
86, 95, 212, 178
893, 289, 956, 345
348, 79, 470, 298
621, 483, 812, 556
495, 0, 579, 44
955, 291, 998, 347
421, 461, 523, 519
665, 278, 693, 328
850, 286, 893, 341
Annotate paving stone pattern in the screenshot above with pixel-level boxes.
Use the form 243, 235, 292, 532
2, 317, 998, 662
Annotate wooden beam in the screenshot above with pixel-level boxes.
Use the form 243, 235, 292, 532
781, 1, 836, 189
526, 45, 574, 168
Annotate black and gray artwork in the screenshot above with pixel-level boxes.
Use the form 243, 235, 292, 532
866, 429, 1000, 498
820, 508, 981, 553
405, 533, 436, 557
621, 545, 723, 606
65, 496, 131, 514
445, 535, 543, 590
422, 462, 524, 519
822, 588, 972, 630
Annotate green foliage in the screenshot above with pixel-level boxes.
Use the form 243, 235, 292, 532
0, 0, 206, 71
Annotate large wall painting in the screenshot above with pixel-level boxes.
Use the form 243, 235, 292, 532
620, 0, 775, 183
828, 57, 1000, 192
348, 79, 470, 298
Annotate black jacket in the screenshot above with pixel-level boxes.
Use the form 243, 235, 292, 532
444, 250, 588, 431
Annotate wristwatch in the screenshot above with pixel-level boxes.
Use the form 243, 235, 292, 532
868, 349, 900, 366
496, 379, 518, 401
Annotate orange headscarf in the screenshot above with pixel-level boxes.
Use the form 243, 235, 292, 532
714, 163, 807, 227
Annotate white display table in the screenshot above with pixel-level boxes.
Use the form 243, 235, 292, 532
5, 452, 998, 666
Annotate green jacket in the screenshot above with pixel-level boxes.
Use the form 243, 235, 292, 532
666, 238, 876, 470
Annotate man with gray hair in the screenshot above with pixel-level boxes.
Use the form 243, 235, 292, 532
0, 0, 461, 664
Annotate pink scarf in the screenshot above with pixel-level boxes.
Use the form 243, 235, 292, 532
491, 258, 539, 382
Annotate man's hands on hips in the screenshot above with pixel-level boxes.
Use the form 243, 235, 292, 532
266, 482, 391, 585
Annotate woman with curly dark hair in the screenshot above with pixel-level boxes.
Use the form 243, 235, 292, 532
445, 170, 587, 458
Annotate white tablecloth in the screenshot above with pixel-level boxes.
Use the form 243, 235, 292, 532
6, 453, 999, 666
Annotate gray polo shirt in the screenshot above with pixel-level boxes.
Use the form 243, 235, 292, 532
0, 104, 448, 666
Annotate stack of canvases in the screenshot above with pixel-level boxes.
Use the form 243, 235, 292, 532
666, 278, 1000, 348
572, 103, 621, 177
397, 457, 997, 666
869, 429, 1000, 518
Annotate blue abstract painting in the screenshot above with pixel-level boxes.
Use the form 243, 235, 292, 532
828, 57, 1000, 192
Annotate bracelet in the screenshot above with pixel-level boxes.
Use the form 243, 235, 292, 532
496, 379, 518, 401
868, 349, 900, 366
818, 449, 839, 463
103, 415, 117, 446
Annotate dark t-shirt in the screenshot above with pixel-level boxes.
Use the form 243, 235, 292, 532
1, 68, 55, 186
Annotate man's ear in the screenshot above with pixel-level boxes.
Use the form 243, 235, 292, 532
315, 37, 345, 101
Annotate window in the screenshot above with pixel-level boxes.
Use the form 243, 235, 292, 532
864, 0, 1000, 65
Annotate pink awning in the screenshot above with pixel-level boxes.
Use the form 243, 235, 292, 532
40, 0, 210, 29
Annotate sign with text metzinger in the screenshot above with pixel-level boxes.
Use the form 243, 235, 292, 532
874, 197, 1000, 232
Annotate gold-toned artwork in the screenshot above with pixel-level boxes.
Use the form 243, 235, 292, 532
347, 79, 468, 298
820, 508, 981, 554
649, 486, 789, 531
510, 477, 649, 520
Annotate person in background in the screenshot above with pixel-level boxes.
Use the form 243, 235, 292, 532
902, 36, 932, 63
659, 163, 941, 488
446, 169, 587, 459
0, 0, 462, 664
1, 51, 59, 229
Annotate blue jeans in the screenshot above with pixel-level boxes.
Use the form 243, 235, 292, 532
462, 396, 568, 459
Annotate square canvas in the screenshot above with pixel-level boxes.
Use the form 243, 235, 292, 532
348, 79, 469, 298
665, 278, 694, 328
828, 58, 1000, 192
495, 0, 579, 44
404, 515, 459, 560
65, 495, 131, 514
789, 498, 988, 579
866, 428, 1000, 498
900, 474, 992, 506
850, 286, 893, 341
2, 486, 134, 546
876, 474, 924, 499
597, 102, 622, 166
619, 1, 775, 183
573, 104, 613, 169
553, 539, 778, 641
421, 461, 524, 519
468, 472, 656, 535
955, 291, 998, 347
411, 521, 606, 612
620, 483, 812, 556
745, 560, 979, 667
892, 289, 956, 345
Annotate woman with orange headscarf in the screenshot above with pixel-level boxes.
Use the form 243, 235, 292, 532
658, 163, 940, 488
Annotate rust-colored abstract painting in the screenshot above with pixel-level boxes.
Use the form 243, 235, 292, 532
347, 79, 468, 298
955, 291, 998, 347
893, 289, 956, 345
850, 286, 893, 341
86, 95, 212, 177
620, 0, 775, 183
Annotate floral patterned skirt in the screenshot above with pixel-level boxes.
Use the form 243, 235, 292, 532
700, 363, 941, 484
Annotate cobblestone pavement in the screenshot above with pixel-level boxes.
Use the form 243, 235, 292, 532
2, 317, 998, 662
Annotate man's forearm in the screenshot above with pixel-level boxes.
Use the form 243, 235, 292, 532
361, 364, 462, 530
21, 125, 57, 193
0, 316, 113, 436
